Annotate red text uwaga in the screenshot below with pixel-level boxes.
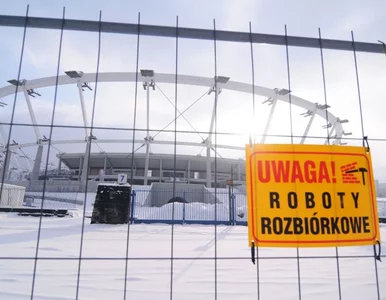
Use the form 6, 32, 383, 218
257, 160, 337, 183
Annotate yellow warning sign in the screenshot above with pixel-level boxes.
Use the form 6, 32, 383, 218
246, 144, 380, 247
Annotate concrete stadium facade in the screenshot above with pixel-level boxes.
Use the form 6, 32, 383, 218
58, 152, 246, 188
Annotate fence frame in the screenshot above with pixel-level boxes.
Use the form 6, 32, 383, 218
0, 10, 385, 300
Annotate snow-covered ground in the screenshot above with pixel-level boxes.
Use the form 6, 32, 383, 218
0, 193, 385, 299
0, 214, 385, 299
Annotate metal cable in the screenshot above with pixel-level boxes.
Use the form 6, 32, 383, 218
351, 30, 381, 300
124, 12, 141, 300
209, 146, 227, 162
213, 18, 219, 300
1, 254, 386, 261
284, 26, 294, 145
248, 21, 260, 300
153, 83, 208, 141
9, 151, 28, 172
75, 11, 102, 300
198, 146, 206, 156
50, 144, 63, 153
318, 27, 342, 300
30, 7, 65, 300
18, 148, 34, 162
93, 141, 114, 172
93, 141, 104, 152
284, 25, 302, 300
18, 148, 34, 171
126, 143, 145, 159
351, 31, 366, 141
169, 15, 179, 300
319, 28, 332, 146
14, 148, 55, 174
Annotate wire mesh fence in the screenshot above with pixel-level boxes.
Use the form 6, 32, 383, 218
0, 5, 385, 300
129, 188, 246, 225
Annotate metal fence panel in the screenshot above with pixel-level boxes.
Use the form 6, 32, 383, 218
0, 8, 385, 300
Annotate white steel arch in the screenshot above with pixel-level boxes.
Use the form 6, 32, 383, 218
0, 72, 345, 138
0, 72, 348, 184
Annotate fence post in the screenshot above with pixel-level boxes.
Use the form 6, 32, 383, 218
130, 190, 136, 224
182, 202, 186, 225
183, 191, 186, 224
228, 186, 232, 224
231, 193, 236, 226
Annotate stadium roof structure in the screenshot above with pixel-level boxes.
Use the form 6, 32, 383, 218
0, 71, 349, 187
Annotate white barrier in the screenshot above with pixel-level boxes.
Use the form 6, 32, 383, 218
0, 183, 26, 208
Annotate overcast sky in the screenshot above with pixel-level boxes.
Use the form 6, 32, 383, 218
0, 0, 386, 180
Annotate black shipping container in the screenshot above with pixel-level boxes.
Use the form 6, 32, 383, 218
90, 183, 131, 224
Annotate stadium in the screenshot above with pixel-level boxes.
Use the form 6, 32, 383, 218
0, 71, 349, 190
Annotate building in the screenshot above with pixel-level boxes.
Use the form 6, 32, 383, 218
58, 152, 246, 188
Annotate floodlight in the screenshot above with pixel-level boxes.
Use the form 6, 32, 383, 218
27, 89, 41, 97
300, 110, 313, 117
140, 69, 155, 77
276, 88, 291, 95
337, 119, 349, 124
149, 80, 156, 90
262, 97, 274, 104
81, 82, 92, 91
65, 70, 84, 78
322, 123, 332, 129
8, 79, 26, 86
143, 80, 156, 91
318, 104, 330, 109
343, 132, 352, 136
275, 89, 291, 96
0, 100, 7, 107
215, 76, 230, 84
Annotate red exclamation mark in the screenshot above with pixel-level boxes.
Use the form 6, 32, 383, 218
331, 161, 336, 183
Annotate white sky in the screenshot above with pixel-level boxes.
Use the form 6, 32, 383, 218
0, 0, 386, 180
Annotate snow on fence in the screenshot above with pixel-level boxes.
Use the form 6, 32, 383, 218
130, 188, 247, 225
